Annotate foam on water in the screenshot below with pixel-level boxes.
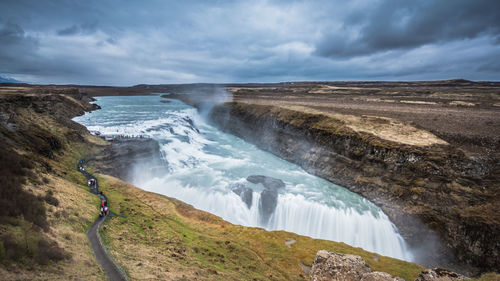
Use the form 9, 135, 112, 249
74, 94, 413, 261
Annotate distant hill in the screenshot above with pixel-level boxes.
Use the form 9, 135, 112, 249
0, 75, 22, 83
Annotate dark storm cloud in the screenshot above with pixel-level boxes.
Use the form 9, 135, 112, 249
0, 0, 499, 85
0, 22, 39, 72
316, 0, 500, 58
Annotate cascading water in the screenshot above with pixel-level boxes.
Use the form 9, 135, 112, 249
74, 94, 414, 261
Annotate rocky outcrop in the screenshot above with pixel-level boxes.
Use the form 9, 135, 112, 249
231, 175, 286, 223
247, 175, 285, 223
96, 138, 165, 182
0, 88, 100, 158
247, 175, 285, 190
414, 268, 469, 281
205, 101, 500, 273
231, 183, 253, 208
309, 250, 469, 281
309, 250, 403, 281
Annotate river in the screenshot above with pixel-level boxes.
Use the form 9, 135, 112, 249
74, 94, 413, 261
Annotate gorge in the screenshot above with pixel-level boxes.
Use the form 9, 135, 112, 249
73, 95, 414, 262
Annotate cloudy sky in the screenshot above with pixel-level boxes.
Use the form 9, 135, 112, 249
1, 0, 499, 85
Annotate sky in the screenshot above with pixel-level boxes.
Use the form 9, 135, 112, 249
1, 0, 499, 85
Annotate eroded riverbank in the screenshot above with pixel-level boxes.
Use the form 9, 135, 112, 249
163, 81, 500, 274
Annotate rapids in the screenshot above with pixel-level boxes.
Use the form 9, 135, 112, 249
74, 94, 414, 261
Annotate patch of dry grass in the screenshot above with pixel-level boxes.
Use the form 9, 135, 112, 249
237, 100, 447, 146
449, 101, 476, 107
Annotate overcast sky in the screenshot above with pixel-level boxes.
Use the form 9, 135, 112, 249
1, 0, 499, 85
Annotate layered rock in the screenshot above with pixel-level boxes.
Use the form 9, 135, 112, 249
204, 101, 499, 273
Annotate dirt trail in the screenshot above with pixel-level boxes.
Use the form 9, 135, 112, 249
78, 160, 128, 281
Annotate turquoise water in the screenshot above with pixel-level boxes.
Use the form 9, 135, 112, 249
74, 94, 413, 261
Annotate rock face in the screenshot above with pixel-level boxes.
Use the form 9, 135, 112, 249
207, 102, 500, 273
231, 183, 253, 208
97, 138, 166, 182
309, 250, 403, 281
414, 269, 469, 281
247, 175, 285, 224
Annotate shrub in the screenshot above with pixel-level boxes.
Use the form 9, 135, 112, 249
0, 141, 48, 230
0, 241, 5, 262
44, 190, 59, 207
1, 233, 24, 261
35, 238, 68, 265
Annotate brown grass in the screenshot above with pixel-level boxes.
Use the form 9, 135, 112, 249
237, 100, 447, 146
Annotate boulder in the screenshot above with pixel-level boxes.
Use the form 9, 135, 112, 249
309, 250, 372, 281
414, 268, 469, 281
246, 175, 285, 190
309, 250, 406, 281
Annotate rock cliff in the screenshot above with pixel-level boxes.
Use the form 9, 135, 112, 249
205, 101, 499, 273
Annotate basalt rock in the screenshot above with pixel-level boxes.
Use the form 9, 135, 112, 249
231, 183, 253, 208
247, 175, 285, 190
246, 175, 285, 223
97, 138, 165, 182
259, 188, 278, 224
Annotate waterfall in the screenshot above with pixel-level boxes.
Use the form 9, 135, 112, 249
74, 94, 414, 262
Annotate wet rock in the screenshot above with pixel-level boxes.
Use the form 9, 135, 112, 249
231, 184, 253, 208
414, 268, 469, 281
259, 188, 278, 224
98, 138, 166, 182
245, 175, 284, 224
247, 175, 285, 190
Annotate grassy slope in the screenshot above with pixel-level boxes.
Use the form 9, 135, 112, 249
84, 171, 425, 281
0, 113, 107, 279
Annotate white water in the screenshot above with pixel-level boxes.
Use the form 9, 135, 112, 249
74, 94, 413, 261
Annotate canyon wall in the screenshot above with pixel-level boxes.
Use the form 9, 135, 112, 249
207, 101, 499, 273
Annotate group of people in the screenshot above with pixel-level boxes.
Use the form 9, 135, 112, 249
100, 198, 109, 217
78, 159, 109, 218
88, 178, 97, 188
